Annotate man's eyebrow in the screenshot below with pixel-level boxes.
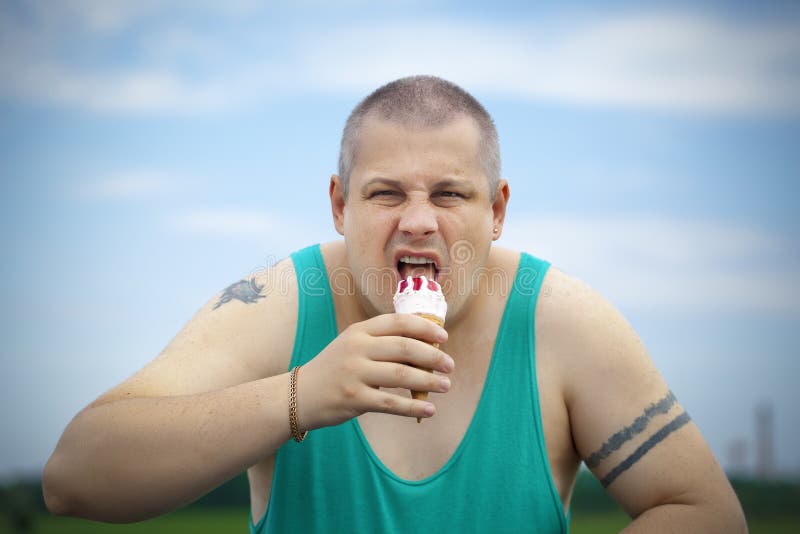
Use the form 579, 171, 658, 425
360, 177, 402, 192
433, 177, 476, 190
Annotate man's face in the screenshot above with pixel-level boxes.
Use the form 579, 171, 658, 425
331, 114, 508, 323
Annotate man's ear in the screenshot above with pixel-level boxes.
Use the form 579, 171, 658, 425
330, 174, 346, 236
491, 179, 510, 241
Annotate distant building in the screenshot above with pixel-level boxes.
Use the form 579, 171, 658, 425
727, 438, 747, 476
755, 403, 774, 479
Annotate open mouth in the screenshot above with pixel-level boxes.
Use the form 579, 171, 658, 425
397, 255, 439, 282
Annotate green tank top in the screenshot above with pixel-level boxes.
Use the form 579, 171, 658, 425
251, 244, 567, 533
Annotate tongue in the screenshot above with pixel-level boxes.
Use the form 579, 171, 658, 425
399, 262, 435, 281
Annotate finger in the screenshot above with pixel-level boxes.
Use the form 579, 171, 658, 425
370, 336, 454, 373
364, 361, 452, 393
361, 313, 448, 344
362, 387, 436, 419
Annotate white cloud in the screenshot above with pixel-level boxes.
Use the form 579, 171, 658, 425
76, 170, 183, 200
163, 207, 337, 249
1, 7, 799, 115
499, 214, 800, 314
22, 0, 264, 34
166, 208, 280, 238
304, 14, 800, 114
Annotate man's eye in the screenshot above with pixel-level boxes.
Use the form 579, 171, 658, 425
436, 191, 464, 199
366, 190, 404, 202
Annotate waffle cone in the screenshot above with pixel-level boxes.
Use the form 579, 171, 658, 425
411, 312, 445, 422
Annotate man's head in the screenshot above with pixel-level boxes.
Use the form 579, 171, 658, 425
338, 75, 501, 201
330, 76, 509, 324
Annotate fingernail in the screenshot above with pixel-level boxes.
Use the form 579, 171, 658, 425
437, 328, 448, 342
424, 403, 435, 416
440, 377, 451, 390
445, 356, 455, 371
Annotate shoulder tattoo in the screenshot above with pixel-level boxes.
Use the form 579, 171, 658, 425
213, 278, 266, 310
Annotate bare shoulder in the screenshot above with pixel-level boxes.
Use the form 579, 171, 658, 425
90, 257, 299, 407
535, 266, 653, 391
535, 267, 663, 447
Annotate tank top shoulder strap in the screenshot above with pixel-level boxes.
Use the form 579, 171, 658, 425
289, 244, 338, 368
505, 251, 551, 335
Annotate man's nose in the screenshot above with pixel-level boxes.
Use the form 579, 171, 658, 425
398, 201, 438, 237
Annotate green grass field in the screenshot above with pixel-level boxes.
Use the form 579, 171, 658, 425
7, 509, 250, 533
570, 510, 800, 534
0, 508, 795, 533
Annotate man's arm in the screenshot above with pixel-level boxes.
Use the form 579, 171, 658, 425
546, 268, 746, 532
42, 259, 301, 522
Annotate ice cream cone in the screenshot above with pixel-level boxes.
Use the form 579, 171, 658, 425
393, 276, 447, 423
410, 312, 445, 422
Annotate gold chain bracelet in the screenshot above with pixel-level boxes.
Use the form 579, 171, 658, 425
289, 366, 308, 443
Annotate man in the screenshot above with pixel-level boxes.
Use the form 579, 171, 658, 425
43, 76, 746, 532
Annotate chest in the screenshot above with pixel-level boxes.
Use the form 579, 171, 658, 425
356, 355, 492, 481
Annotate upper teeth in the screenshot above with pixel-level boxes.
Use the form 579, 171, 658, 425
400, 256, 434, 265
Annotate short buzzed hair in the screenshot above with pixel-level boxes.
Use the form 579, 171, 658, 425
338, 75, 501, 200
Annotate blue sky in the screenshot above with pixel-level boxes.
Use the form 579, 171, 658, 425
1, 0, 799, 480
